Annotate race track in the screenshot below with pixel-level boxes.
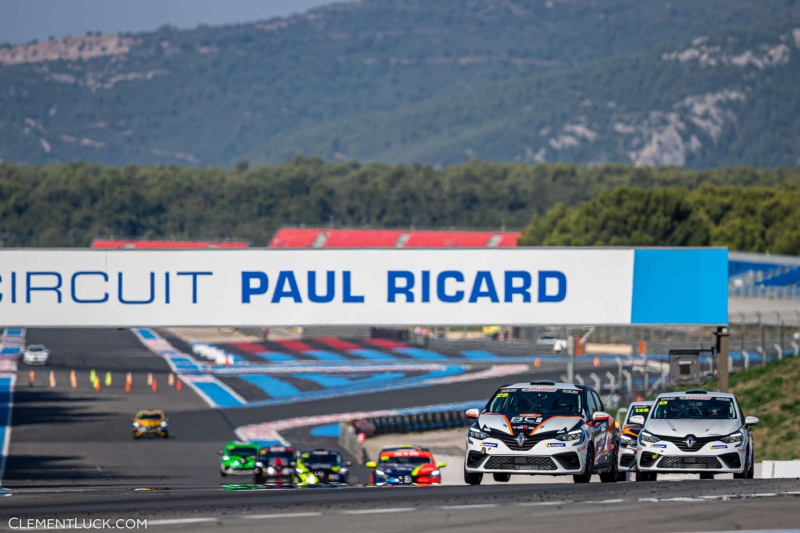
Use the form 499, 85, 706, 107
2, 329, 798, 533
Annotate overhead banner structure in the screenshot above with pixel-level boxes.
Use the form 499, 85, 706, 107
0, 248, 728, 327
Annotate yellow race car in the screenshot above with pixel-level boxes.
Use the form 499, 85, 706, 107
131, 410, 169, 439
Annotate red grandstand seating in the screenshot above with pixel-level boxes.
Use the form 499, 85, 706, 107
268, 229, 323, 248
91, 239, 248, 249
267, 228, 521, 248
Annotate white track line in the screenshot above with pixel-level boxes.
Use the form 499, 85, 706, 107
148, 518, 218, 526
243, 512, 323, 519
341, 508, 416, 515
439, 504, 499, 509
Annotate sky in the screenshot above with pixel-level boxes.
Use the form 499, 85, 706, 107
1, 0, 340, 44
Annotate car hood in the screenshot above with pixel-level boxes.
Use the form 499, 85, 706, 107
477, 413, 583, 436
135, 419, 164, 428
645, 419, 741, 438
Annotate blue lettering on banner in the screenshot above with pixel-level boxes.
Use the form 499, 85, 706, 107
308, 271, 335, 303
27, 272, 62, 303
421, 271, 430, 303
538, 271, 566, 303
118, 272, 155, 305
437, 271, 464, 303
272, 271, 302, 303
71, 272, 109, 304
388, 271, 414, 303
177, 272, 212, 304
242, 271, 268, 303
468, 271, 499, 303
343, 271, 364, 303
505, 271, 532, 303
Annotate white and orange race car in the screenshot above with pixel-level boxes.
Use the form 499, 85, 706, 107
464, 380, 619, 484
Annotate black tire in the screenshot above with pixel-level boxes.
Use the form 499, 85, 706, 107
699, 473, 715, 480
254, 474, 265, 484
735, 446, 755, 479
650, 473, 657, 481
162, 432, 169, 439
464, 468, 483, 485
492, 473, 511, 482
615, 468, 628, 482
220, 469, 227, 477
600, 451, 619, 483
635, 471, 655, 482
573, 445, 594, 483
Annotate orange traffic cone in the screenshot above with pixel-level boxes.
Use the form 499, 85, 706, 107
534, 358, 541, 368
168, 373, 174, 387
176, 379, 182, 392
49, 371, 56, 388
593, 357, 600, 367
29, 370, 35, 387
151, 378, 158, 392
94, 379, 101, 392
125, 381, 131, 392
70, 370, 77, 388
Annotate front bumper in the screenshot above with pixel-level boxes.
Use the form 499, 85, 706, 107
618, 444, 639, 472
636, 441, 745, 474
22, 355, 48, 365
222, 464, 255, 475
133, 427, 168, 437
464, 436, 586, 475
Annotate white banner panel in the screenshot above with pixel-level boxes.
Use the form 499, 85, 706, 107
0, 249, 636, 327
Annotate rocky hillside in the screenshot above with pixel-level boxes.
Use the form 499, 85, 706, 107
1, 0, 799, 168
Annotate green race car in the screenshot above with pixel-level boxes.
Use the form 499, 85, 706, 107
218, 441, 259, 477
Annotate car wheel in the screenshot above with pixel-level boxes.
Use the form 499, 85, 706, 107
254, 474, 265, 484
699, 473, 714, 480
220, 469, 227, 477
747, 447, 755, 479
162, 432, 169, 439
464, 468, 483, 485
600, 450, 619, 483
573, 445, 594, 483
635, 470, 653, 482
492, 473, 511, 482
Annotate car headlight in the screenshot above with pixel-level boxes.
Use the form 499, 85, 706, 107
222, 455, 230, 461
160, 421, 168, 427
721, 430, 744, 444
620, 434, 635, 446
469, 426, 489, 440
429, 470, 440, 477
556, 429, 583, 442
374, 469, 386, 477
266, 466, 276, 474
639, 430, 659, 444
132, 423, 139, 428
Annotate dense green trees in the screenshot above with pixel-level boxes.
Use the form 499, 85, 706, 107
1, 158, 798, 249
519, 182, 800, 254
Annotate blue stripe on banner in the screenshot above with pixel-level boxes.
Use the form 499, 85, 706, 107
0, 348, 19, 355
256, 352, 296, 363
0, 376, 11, 482
292, 373, 352, 388
191, 381, 244, 408
5, 330, 23, 336
393, 347, 447, 361
348, 349, 396, 361
242, 375, 301, 398
631, 249, 728, 325
303, 350, 346, 362
423, 367, 465, 379
310, 424, 340, 437
461, 350, 499, 360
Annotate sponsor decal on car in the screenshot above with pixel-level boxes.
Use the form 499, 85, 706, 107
521, 387, 557, 392
652, 444, 667, 448
681, 396, 711, 400
481, 441, 499, 448
711, 445, 728, 449
546, 442, 566, 448
510, 416, 543, 424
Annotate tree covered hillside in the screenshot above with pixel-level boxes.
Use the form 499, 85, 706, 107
0, 159, 798, 247
1, 0, 799, 168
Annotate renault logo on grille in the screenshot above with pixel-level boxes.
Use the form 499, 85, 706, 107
515, 433, 527, 447
685, 435, 697, 449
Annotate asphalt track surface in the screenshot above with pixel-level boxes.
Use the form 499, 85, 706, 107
3, 329, 800, 533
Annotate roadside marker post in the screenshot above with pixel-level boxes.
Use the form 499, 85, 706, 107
168, 373, 174, 386
70, 370, 77, 388
147, 373, 153, 386
105, 372, 112, 387
29, 370, 35, 387
49, 371, 56, 388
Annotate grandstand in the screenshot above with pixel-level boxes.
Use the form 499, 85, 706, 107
728, 251, 800, 300
268, 228, 520, 248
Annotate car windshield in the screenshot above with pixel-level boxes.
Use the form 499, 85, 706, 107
137, 413, 163, 420
227, 448, 257, 458
626, 405, 651, 423
651, 397, 737, 420
486, 388, 582, 416
27, 345, 45, 352
302, 452, 342, 465
261, 452, 295, 465
379, 455, 432, 466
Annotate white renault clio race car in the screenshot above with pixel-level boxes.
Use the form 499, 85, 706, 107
464, 380, 619, 484
634, 389, 758, 480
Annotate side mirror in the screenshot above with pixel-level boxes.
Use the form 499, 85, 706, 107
465, 408, 480, 419
614, 420, 620, 430
437, 462, 447, 468
592, 411, 611, 423
629, 415, 645, 425
345, 460, 353, 467
365, 461, 377, 469
218, 450, 224, 456
745, 416, 759, 427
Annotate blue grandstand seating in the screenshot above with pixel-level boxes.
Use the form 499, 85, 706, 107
755, 267, 800, 287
